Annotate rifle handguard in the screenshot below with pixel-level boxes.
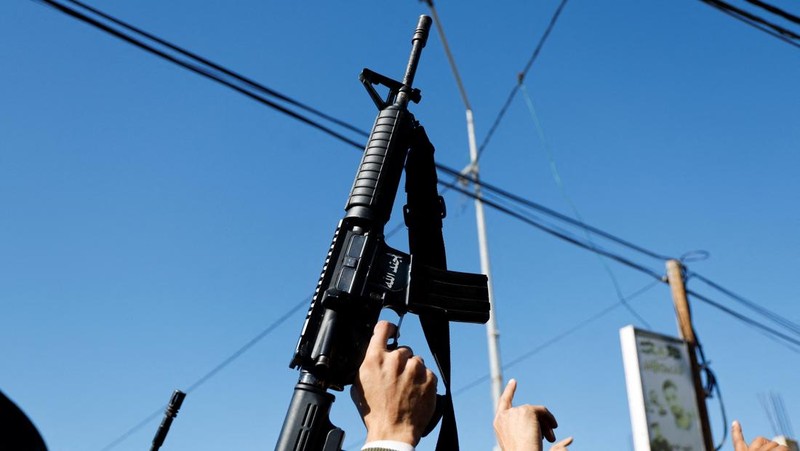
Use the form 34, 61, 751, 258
345, 105, 411, 224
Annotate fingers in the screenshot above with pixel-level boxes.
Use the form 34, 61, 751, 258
751, 437, 779, 450
367, 321, 397, 358
531, 405, 557, 442
418, 366, 438, 395
405, 355, 429, 382
751, 437, 770, 447
733, 420, 748, 451
371, 324, 425, 377
535, 405, 558, 429
497, 378, 517, 412
426, 367, 438, 386
550, 436, 573, 450
395, 345, 414, 359
367, 322, 415, 358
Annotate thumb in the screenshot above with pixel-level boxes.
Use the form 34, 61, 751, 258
497, 379, 517, 412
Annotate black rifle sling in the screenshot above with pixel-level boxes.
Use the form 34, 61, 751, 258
404, 125, 459, 451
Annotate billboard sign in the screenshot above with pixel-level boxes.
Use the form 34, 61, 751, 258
620, 325, 706, 451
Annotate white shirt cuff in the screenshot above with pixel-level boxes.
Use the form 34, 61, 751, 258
361, 439, 416, 451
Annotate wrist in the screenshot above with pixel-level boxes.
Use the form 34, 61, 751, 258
365, 422, 419, 446
362, 440, 416, 451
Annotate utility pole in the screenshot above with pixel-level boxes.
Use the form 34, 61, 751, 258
665, 259, 714, 451
423, 1, 505, 415
465, 112, 504, 413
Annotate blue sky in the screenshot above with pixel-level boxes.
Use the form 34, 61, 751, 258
1, 1, 798, 450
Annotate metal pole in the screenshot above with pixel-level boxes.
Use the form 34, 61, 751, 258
465, 109, 504, 412
467, 111, 504, 451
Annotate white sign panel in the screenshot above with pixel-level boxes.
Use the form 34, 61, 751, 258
620, 325, 706, 451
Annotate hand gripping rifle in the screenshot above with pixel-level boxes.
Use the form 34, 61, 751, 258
276, 16, 490, 451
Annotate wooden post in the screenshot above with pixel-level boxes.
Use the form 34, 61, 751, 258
666, 259, 715, 451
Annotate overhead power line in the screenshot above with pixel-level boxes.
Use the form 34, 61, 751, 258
434, 164, 673, 261
40, 0, 800, 436
690, 272, 800, 338
62, 0, 369, 138
686, 288, 800, 351
43, 0, 800, 341
37, 0, 677, 267
97, 202, 427, 451
699, 0, 800, 48
437, 173, 800, 352
99, 298, 309, 451
34, 0, 367, 150
345, 280, 662, 449
517, 82, 652, 329
41, 0, 800, 347
454, 279, 663, 396
427, 0, 650, 329
742, 0, 800, 25
478, 0, 570, 158
436, 177, 667, 281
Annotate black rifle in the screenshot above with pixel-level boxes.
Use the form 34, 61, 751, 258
276, 16, 490, 451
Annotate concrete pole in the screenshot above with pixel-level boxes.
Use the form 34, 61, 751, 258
464, 109, 504, 412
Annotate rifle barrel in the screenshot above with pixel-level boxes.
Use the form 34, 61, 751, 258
398, 15, 431, 106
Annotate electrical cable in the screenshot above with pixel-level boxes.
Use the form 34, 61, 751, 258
685, 298, 727, 451
690, 272, 800, 338
183, 298, 310, 395
341, 278, 662, 447
36, 0, 800, 336
517, 0, 571, 85
518, 82, 652, 329
694, 339, 728, 451
36, 0, 676, 266
54, 0, 363, 134
99, 406, 165, 451
477, 0, 570, 158
437, 177, 667, 281
41, 0, 800, 350
33, 0, 367, 151
759, 393, 781, 437
98, 297, 309, 451
96, 181, 445, 451
453, 279, 663, 396
699, 0, 800, 48
686, 288, 800, 350
444, 169, 800, 352
704, 0, 800, 39
742, 0, 800, 25
62, 0, 369, 138
39, 3, 800, 445
776, 393, 796, 438
436, 165, 674, 261
478, 85, 519, 158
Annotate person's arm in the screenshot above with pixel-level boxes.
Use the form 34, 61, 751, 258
732, 420, 789, 451
351, 321, 437, 450
493, 379, 560, 451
